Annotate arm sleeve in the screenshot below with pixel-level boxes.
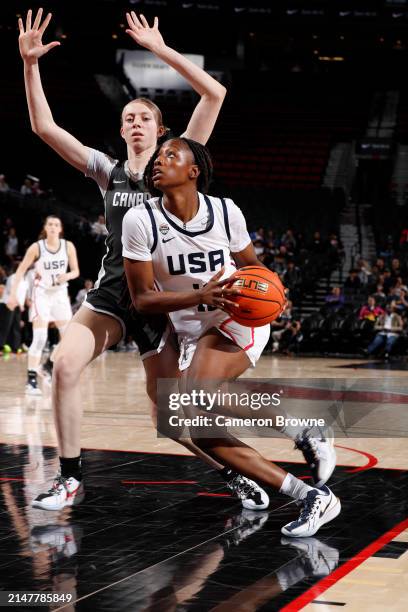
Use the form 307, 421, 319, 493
85, 148, 118, 194
122, 209, 153, 261
226, 199, 252, 253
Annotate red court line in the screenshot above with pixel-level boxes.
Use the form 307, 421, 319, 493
335, 444, 378, 472
261, 384, 408, 404
122, 480, 198, 485
280, 516, 408, 612
7, 441, 405, 472
197, 492, 232, 497
0, 477, 24, 482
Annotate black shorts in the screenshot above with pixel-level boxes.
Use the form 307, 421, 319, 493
84, 287, 169, 358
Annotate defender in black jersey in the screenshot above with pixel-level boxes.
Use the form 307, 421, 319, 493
84, 154, 168, 356
20, 9, 269, 513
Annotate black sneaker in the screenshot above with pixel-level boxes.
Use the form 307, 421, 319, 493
26, 370, 42, 396
226, 475, 269, 510
42, 358, 53, 384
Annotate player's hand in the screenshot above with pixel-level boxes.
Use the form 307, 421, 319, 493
198, 268, 241, 310
6, 297, 18, 311
125, 13, 165, 54
18, 8, 60, 65
55, 273, 69, 285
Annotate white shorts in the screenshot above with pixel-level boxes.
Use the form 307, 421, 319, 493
30, 286, 72, 323
177, 313, 270, 371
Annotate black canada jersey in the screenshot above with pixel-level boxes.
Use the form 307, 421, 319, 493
86, 148, 151, 300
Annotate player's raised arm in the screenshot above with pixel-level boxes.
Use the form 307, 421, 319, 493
125, 12, 226, 145
19, 8, 90, 173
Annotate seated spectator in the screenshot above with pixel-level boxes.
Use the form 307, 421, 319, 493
4, 227, 19, 263
31, 179, 44, 197
393, 289, 408, 315
382, 270, 394, 294
270, 245, 288, 276
281, 228, 297, 251
72, 279, 94, 313
372, 284, 387, 307
20, 177, 33, 195
283, 260, 302, 303
344, 269, 361, 290
0, 174, 10, 193
310, 230, 324, 254
253, 239, 265, 258
359, 296, 384, 321
388, 277, 408, 300
324, 286, 345, 312
91, 214, 108, 242
375, 257, 386, 275
271, 300, 293, 351
365, 301, 403, 359
278, 320, 303, 355
356, 258, 372, 285
390, 258, 403, 280
327, 233, 344, 271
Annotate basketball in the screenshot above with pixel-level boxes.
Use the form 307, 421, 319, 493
225, 266, 286, 327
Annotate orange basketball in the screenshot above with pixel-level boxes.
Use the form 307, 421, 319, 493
225, 266, 286, 327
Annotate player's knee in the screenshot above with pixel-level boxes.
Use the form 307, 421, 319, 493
28, 327, 48, 357
53, 352, 82, 387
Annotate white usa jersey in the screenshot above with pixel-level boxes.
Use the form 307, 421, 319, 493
34, 239, 69, 291
122, 192, 252, 338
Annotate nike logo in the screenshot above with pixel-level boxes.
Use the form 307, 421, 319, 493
162, 237, 175, 243
113, 180, 125, 184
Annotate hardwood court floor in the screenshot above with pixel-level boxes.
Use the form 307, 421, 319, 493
0, 351, 407, 611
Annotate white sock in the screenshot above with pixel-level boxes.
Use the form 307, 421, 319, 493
280, 473, 323, 501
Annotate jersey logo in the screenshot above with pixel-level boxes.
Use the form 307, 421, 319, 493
167, 250, 224, 275
43, 260, 66, 270
112, 192, 149, 207
162, 237, 175, 244
159, 223, 170, 235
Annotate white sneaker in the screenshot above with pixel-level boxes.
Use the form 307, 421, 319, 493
30, 524, 83, 560
25, 381, 42, 396
227, 475, 270, 510
32, 474, 85, 511
295, 427, 336, 487
224, 509, 269, 548
281, 486, 341, 538
277, 536, 339, 589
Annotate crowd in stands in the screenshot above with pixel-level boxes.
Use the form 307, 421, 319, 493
256, 224, 408, 358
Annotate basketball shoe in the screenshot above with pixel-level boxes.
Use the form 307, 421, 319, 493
278, 536, 339, 588
32, 474, 85, 511
295, 427, 336, 487
281, 485, 341, 538
226, 474, 270, 510
224, 509, 269, 548
30, 524, 83, 560
25, 370, 42, 396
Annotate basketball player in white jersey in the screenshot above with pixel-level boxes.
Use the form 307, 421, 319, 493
20, 9, 272, 512
123, 138, 340, 538
8, 216, 79, 395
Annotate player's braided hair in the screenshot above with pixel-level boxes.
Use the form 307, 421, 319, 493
144, 137, 213, 195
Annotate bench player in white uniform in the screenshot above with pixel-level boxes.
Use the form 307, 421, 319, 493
123, 138, 340, 538
8, 215, 79, 395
